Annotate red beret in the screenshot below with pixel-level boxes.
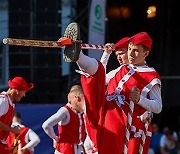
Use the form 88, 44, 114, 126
115, 37, 130, 49
128, 32, 152, 50
8, 76, 34, 91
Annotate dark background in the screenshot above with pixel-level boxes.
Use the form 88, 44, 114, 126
7, 0, 180, 131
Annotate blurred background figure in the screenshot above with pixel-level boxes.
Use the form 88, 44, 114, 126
160, 126, 178, 154
149, 148, 155, 154
6, 112, 40, 154
150, 123, 163, 154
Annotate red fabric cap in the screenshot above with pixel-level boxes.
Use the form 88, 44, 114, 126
8, 76, 34, 91
115, 37, 130, 49
128, 32, 152, 50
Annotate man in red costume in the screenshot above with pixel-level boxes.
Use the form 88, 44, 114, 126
0, 76, 34, 153
42, 85, 86, 154
63, 22, 162, 154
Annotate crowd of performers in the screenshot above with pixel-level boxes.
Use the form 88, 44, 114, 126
0, 22, 179, 154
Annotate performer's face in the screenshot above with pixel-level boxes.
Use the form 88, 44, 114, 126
68, 91, 85, 113
115, 48, 129, 65
128, 42, 149, 66
12, 89, 26, 102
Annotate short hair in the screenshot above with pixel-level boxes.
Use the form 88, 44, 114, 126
165, 130, 173, 136
69, 85, 84, 95
14, 112, 21, 119
141, 45, 150, 52
70, 85, 81, 91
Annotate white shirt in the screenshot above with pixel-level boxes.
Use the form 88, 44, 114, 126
100, 51, 111, 74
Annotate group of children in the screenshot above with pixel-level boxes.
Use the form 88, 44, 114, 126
0, 22, 162, 154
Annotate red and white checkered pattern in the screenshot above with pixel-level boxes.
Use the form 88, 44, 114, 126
139, 122, 149, 154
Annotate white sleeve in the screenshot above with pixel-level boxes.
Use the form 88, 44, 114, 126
138, 84, 162, 114
77, 51, 98, 76
42, 107, 69, 141
173, 131, 178, 141
100, 51, 111, 73
160, 135, 166, 147
0, 97, 9, 116
24, 129, 40, 151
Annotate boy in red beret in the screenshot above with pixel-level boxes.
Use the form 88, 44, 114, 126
101, 37, 129, 68
0, 76, 33, 153
63, 23, 162, 154
100, 37, 130, 85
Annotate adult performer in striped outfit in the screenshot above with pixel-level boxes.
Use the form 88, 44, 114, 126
63, 22, 162, 154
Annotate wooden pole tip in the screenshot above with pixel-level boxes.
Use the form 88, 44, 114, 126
3, 38, 8, 44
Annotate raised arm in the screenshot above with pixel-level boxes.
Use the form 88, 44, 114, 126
100, 43, 115, 73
